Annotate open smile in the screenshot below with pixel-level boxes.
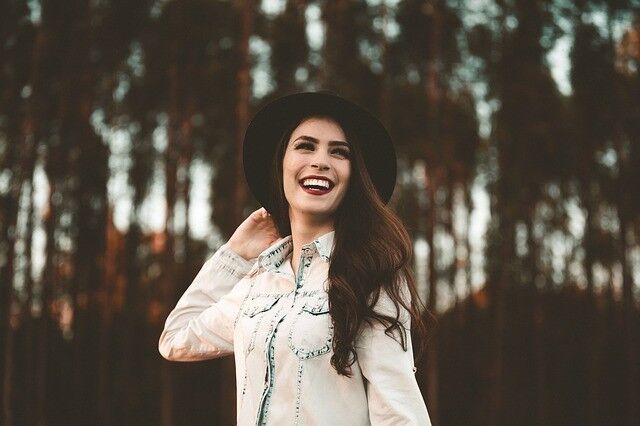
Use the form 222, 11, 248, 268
298, 181, 333, 195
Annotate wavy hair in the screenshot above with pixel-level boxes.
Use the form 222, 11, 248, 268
267, 113, 433, 377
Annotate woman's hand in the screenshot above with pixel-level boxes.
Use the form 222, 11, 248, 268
227, 207, 281, 260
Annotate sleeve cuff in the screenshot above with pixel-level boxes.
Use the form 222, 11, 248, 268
212, 242, 258, 278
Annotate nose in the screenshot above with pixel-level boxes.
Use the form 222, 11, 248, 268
312, 161, 329, 171
311, 152, 330, 171
311, 162, 329, 170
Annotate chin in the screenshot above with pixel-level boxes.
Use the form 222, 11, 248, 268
300, 206, 334, 215
290, 203, 336, 217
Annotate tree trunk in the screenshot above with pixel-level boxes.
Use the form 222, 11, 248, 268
527, 215, 548, 426
464, 184, 473, 317
22, 179, 37, 426
425, 178, 439, 424
160, 60, 180, 426
234, 0, 252, 222
424, 0, 443, 421
2, 10, 47, 422
0, 143, 20, 426
618, 210, 637, 421
39, 177, 59, 426
490, 213, 512, 425
99, 206, 120, 426
583, 186, 600, 426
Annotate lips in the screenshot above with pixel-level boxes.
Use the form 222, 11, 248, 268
298, 181, 333, 195
299, 175, 335, 188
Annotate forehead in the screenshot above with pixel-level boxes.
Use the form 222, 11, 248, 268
289, 116, 346, 140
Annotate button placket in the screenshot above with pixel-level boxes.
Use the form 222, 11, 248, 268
255, 241, 327, 424
255, 247, 314, 425
296, 247, 313, 290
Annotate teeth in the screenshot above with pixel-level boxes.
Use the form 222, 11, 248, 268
302, 178, 331, 189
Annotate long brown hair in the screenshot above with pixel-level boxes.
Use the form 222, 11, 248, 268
267, 113, 433, 377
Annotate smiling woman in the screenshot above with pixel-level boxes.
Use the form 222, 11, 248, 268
159, 91, 432, 425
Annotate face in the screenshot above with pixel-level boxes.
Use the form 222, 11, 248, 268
282, 116, 352, 223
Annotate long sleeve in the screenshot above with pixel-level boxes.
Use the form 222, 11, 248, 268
158, 242, 257, 362
356, 282, 432, 425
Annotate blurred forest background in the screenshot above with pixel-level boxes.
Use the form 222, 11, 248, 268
1, 0, 640, 425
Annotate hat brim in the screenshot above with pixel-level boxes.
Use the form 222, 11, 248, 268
243, 91, 396, 213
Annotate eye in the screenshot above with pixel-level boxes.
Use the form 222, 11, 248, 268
333, 148, 351, 159
294, 142, 350, 159
295, 142, 314, 150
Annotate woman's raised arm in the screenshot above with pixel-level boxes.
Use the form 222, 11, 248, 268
158, 207, 280, 361
157, 243, 257, 361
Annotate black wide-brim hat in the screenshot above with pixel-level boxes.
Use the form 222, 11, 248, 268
243, 91, 397, 213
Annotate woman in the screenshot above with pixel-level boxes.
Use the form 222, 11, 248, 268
158, 92, 433, 425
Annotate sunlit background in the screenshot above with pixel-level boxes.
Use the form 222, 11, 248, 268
1, 0, 640, 425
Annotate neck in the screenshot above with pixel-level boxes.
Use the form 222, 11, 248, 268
288, 209, 334, 264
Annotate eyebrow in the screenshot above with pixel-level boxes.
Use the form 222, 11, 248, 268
293, 135, 350, 148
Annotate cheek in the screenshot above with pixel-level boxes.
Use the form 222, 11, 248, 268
337, 166, 351, 199
282, 156, 298, 181
282, 156, 300, 194
282, 150, 300, 171
339, 164, 351, 186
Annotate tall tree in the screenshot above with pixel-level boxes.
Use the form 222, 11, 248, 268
0, 1, 36, 423
266, 0, 309, 95
471, 0, 570, 422
384, 1, 472, 422
320, 0, 381, 105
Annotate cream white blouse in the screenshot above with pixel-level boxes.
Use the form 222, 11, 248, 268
158, 230, 431, 425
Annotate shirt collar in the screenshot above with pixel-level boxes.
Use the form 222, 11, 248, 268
257, 230, 335, 272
